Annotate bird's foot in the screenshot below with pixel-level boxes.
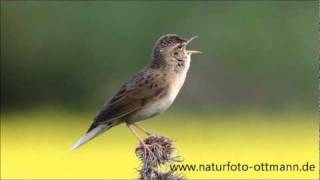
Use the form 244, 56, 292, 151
140, 141, 157, 159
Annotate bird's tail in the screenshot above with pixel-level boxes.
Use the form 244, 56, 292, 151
70, 124, 108, 151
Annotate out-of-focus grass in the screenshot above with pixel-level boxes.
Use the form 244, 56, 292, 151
0, 110, 318, 179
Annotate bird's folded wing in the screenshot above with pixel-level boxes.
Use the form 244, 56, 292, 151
89, 71, 168, 131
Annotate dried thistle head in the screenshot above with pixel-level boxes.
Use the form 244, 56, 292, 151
135, 135, 177, 167
136, 135, 184, 180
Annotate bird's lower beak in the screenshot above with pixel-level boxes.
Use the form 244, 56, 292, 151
187, 50, 202, 54
186, 36, 202, 54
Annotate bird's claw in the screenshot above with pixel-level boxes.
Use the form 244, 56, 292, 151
140, 142, 157, 159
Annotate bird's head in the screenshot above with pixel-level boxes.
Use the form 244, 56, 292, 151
151, 34, 201, 68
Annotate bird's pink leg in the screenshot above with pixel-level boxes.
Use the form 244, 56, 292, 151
132, 123, 151, 135
127, 123, 145, 143
126, 123, 155, 157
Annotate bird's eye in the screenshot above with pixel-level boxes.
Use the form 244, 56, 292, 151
174, 52, 178, 55
177, 45, 183, 49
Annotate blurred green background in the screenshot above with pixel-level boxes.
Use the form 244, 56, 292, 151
1, 1, 318, 179
1, 1, 317, 112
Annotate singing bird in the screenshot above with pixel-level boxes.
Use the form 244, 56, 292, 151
71, 34, 201, 150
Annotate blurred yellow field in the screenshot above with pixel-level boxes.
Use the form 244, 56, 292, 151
1, 110, 318, 179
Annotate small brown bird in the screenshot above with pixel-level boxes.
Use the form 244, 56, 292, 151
71, 34, 201, 150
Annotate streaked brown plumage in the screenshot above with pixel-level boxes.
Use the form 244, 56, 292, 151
71, 34, 200, 150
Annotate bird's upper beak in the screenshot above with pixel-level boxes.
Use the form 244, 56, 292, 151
185, 36, 202, 54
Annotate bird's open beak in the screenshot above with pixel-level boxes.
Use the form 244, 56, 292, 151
186, 36, 202, 54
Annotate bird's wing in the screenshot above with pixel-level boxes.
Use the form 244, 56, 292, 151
87, 70, 168, 132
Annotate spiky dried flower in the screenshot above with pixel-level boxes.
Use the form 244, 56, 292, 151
136, 135, 178, 167
136, 135, 184, 180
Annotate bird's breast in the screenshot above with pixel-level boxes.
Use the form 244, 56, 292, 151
127, 60, 190, 123
128, 73, 188, 123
